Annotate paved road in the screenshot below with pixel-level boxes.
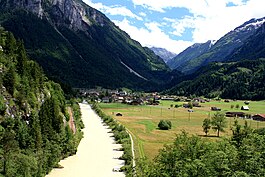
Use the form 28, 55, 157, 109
46, 103, 125, 177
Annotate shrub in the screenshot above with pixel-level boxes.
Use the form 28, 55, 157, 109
158, 120, 172, 130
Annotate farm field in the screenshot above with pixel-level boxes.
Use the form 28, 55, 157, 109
99, 100, 265, 159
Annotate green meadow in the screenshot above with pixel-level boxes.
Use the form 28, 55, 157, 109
99, 100, 265, 159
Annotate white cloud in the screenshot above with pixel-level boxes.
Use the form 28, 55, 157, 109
83, 0, 142, 20
139, 12, 147, 17
113, 18, 193, 54
135, 0, 265, 43
84, 0, 265, 53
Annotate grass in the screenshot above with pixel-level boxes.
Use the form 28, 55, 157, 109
99, 100, 265, 159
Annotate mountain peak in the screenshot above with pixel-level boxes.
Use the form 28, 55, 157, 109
234, 17, 265, 32
150, 47, 176, 63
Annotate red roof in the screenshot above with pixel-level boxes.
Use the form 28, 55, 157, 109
254, 114, 265, 118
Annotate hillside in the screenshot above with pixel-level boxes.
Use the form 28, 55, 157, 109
0, 0, 170, 90
166, 59, 265, 100
174, 17, 265, 74
0, 28, 83, 176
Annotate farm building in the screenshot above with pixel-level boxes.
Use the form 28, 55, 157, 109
252, 114, 265, 121
241, 106, 249, 111
226, 112, 245, 118
116, 113, 123, 116
211, 107, 221, 111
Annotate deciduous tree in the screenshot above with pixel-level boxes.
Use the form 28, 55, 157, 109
211, 112, 227, 137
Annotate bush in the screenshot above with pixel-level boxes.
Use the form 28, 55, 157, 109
158, 120, 172, 130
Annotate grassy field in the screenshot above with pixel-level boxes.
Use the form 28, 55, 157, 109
99, 100, 265, 159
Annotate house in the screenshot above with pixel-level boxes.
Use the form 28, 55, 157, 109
226, 112, 245, 118
241, 106, 249, 111
102, 97, 110, 103
194, 98, 206, 103
117, 97, 124, 103
252, 114, 265, 121
119, 91, 127, 96
211, 107, 221, 111
192, 102, 201, 107
130, 98, 143, 105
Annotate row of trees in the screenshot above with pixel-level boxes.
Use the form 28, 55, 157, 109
91, 103, 133, 175
0, 29, 83, 177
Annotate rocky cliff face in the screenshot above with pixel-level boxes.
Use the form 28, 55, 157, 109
3, 0, 109, 30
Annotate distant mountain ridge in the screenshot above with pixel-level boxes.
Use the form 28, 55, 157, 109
0, 0, 170, 90
169, 17, 265, 74
150, 47, 176, 63
167, 40, 214, 70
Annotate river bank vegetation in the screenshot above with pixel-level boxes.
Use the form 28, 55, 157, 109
91, 103, 133, 176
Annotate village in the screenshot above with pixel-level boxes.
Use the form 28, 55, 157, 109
77, 88, 265, 122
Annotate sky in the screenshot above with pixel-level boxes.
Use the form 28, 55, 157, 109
84, 0, 265, 54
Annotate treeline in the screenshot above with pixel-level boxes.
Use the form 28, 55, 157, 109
0, 28, 83, 176
167, 59, 265, 100
136, 123, 265, 177
91, 103, 133, 175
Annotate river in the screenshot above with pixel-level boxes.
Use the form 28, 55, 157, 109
46, 103, 125, 177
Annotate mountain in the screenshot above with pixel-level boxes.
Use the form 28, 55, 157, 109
166, 59, 265, 100
174, 17, 265, 74
150, 47, 176, 63
167, 40, 214, 70
0, 0, 170, 90
228, 22, 265, 61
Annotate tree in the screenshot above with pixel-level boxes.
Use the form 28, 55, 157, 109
0, 95, 6, 115
231, 120, 252, 147
202, 118, 211, 136
211, 112, 227, 137
158, 120, 172, 130
3, 65, 17, 95
188, 102, 193, 109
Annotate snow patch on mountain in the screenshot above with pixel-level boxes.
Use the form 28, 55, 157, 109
235, 18, 265, 32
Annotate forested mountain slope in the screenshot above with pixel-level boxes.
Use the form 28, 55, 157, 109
0, 28, 83, 177
166, 59, 265, 100
0, 0, 171, 90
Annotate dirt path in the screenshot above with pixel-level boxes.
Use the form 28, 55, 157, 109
67, 107, 76, 134
46, 103, 125, 177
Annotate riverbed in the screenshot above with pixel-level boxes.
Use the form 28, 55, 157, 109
46, 103, 125, 177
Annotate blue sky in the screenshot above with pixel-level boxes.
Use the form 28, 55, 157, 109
84, 0, 265, 54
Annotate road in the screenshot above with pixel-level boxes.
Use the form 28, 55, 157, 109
46, 103, 125, 177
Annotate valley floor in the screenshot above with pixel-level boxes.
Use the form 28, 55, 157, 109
46, 103, 125, 177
